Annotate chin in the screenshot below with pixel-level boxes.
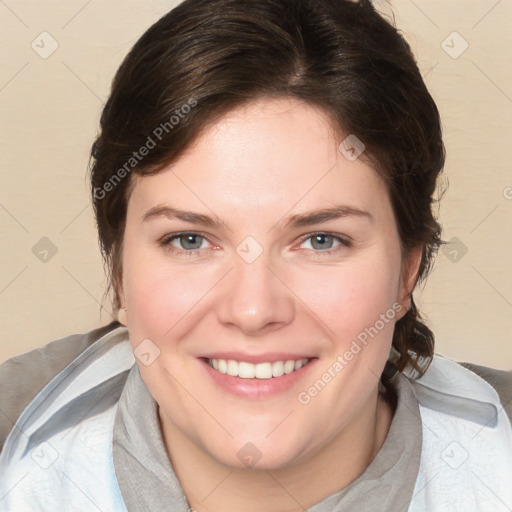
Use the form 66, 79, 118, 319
202, 432, 313, 471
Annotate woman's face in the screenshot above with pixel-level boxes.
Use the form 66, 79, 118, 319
119, 97, 417, 470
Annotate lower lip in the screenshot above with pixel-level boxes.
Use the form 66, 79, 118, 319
200, 358, 318, 400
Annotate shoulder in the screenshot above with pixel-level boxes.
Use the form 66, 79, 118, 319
402, 354, 512, 427
457, 360, 512, 423
0, 321, 122, 452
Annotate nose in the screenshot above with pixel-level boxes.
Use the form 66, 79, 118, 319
216, 250, 295, 336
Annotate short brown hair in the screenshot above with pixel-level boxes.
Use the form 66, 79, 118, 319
90, 0, 446, 377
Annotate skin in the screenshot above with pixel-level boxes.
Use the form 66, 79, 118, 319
117, 97, 422, 512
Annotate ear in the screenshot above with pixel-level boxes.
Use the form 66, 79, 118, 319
397, 246, 423, 319
118, 306, 128, 326
116, 279, 128, 327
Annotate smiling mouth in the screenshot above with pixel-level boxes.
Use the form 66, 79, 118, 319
204, 357, 313, 379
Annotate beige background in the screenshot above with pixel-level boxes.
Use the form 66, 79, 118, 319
0, 0, 511, 368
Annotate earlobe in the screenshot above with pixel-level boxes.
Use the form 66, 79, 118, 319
399, 246, 423, 313
395, 301, 409, 322
118, 305, 128, 326
117, 284, 128, 326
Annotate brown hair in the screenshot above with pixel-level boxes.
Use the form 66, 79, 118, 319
89, 0, 445, 377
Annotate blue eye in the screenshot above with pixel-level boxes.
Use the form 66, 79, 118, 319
159, 231, 351, 257
299, 233, 351, 254
160, 232, 211, 255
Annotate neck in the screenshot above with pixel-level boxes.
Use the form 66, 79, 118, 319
159, 386, 395, 512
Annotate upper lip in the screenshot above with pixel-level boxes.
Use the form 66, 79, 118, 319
200, 352, 315, 364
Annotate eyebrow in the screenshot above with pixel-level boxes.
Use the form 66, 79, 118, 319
141, 206, 226, 230
141, 204, 373, 230
282, 205, 373, 228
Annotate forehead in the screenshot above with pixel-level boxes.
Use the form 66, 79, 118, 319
188, 96, 342, 162
128, 97, 391, 226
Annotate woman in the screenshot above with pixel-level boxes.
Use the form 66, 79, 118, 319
1, 0, 511, 510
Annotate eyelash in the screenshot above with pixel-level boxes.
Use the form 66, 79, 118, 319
158, 231, 352, 257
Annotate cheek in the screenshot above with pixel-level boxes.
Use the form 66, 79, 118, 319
290, 255, 401, 342
292, 257, 401, 426
122, 238, 220, 338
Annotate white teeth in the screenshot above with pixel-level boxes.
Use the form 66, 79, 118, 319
208, 358, 309, 379
226, 360, 238, 377
238, 361, 255, 379
284, 360, 296, 374
272, 361, 285, 377
255, 362, 272, 379
218, 359, 227, 374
